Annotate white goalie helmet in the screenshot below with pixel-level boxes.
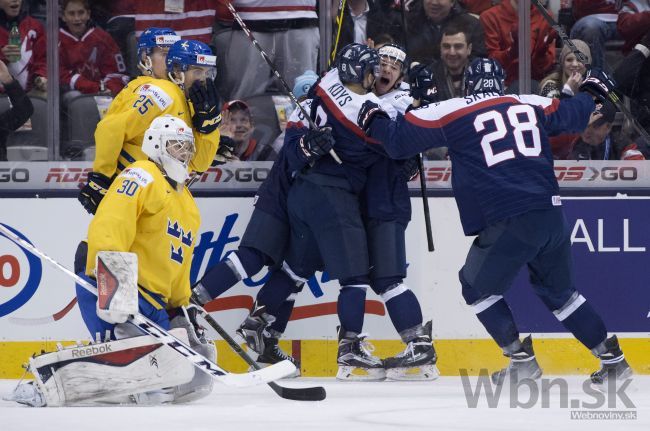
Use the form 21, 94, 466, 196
142, 115, 195, 184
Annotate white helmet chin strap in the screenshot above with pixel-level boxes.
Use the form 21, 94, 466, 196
137, 55, 154, 76
168, 71, 186, 90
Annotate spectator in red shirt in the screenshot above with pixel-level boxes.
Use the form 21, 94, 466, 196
480, 0, 556, 87
59, 0, 128, 98
570, 0, 619, 70
617, 0, 650, 53
459, 0, 494, 15
0, 0, 46, 93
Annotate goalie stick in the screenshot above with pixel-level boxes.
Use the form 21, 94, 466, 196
225, 0, 342, 164
192, 297, 327, 401
530, 0, 650, 144
0, 223, 296, 389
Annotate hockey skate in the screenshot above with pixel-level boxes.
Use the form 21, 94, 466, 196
590, 335, 633, 390
491, 335, 543, 385
336, 327, 386, 381
236, 302, 276, 354
250, 330, 301, 378
384, 321, 439, 381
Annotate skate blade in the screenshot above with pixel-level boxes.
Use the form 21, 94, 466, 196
249, 363, 301, 378
336, 366, 386, 381
386, 364, 440, 381
492, 368, 543, 386
591, 368, 634, 394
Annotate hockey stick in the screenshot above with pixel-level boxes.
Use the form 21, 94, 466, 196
192, 296, 326, 402
329, 0, 347, 67
225, 0, 342, 164
399, 0, 434, 252
0, 223, 296, 389
9, 297, 78, 325
530, 0, 650, 144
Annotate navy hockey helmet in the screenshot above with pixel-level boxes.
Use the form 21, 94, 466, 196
166, 40, 217, 76
377, 43, 408, 74
464, 57, 506, 96
137, 27, 180, 58
336, 43, 381, 85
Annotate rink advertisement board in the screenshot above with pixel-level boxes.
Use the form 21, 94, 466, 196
1, 194, 649, 376
1, 160, 650, 192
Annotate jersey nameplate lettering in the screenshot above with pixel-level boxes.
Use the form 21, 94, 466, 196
120, 167, 154, 187
139, 84, 172, 110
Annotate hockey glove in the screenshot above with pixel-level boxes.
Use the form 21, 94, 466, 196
357, 100, 389, 133
400, 156, 420, 182
212, 135, 238, 166
407, 63, 439, 104
189, 79, 221, 134
78, 172, 112, 215
298, 127, 335, 164
579, 68, 616, 104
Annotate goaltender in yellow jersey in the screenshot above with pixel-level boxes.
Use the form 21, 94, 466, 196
86, 119, 200, 310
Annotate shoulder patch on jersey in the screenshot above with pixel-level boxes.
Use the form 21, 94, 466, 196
119, 167, 154, 187
138, 84, 173, 110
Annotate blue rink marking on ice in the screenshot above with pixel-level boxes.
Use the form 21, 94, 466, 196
1, 377, 648, 431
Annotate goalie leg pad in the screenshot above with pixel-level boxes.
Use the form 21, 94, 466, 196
25, 328, 195, 406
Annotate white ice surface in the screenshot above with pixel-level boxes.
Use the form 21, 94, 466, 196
1, 377, 648, 431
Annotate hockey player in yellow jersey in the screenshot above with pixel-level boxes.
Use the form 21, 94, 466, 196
7, 117, 216, 407
78, 31, 222, 215
82, 115, 200, 329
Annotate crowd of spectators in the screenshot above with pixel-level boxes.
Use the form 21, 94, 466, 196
0, 0, 649, 162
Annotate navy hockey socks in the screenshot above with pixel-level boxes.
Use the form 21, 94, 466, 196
337, 282, 369, 334
256, 269, 296, 315
269, 299, 295, 334
374, 278, 423, 335
474, 296, 520, 348
553, 293, 607, 350
200, 247, 266, 299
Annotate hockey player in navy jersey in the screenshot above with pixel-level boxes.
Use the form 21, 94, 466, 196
236, 44, 440, 380
357, 57, 632, 386
278, 43, 394, 380
362, 44, 438, 380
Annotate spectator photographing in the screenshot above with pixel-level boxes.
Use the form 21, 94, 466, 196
59, 0, 128, 97
217, 99, 280, 162
0, 0, 46, 93
0, 57, 32, 160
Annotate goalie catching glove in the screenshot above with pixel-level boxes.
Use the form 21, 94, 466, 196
78, 172, 113, 215
189, 79, 221, 134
